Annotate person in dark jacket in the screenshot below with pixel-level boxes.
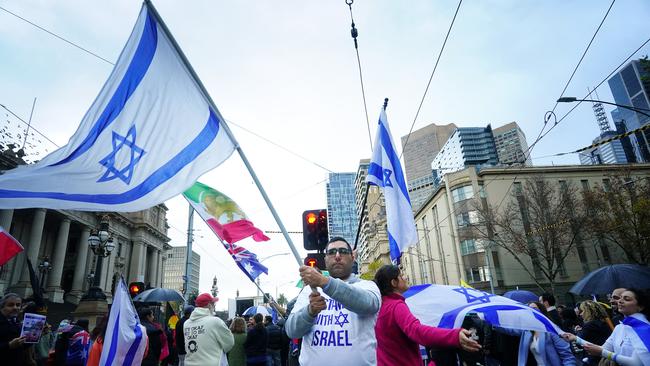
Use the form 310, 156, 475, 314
140, 307, 163, 366
561, 307, 583, 334
175, 305, 193, 366
540, 293, 562, 326
574, 300, 613, 366
0, 293, 28, 364
264, 315, 282, 366
244, 313, 268, 366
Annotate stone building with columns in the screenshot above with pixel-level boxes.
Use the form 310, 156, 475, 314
0, 149, 171, 304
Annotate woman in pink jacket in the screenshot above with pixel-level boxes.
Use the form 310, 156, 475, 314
373, 265, 481, 366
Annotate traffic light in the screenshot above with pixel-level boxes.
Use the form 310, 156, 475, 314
303, 253, 326, 270
302, 209, 328, 250
128, 282, 145, 298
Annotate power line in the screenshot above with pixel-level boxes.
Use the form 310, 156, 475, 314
0, 103, 60, 148
400, 0, 463, 159
549, 0, 616, 115
345, 0, 373, 152
0, 5, 114, 65
226, 119, 333, 173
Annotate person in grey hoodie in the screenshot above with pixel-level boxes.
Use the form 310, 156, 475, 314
285, 237, 381, 366
183, 293, 234, 366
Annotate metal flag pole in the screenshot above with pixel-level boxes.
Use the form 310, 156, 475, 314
145, 0, 303, 267
184, 204, 194, 300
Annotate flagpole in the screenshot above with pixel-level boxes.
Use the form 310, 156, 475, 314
145, 0, 303, 267
184, 204, 194, 300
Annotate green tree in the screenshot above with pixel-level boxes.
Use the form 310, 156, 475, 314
583, 173, 650, 265
186, 289, 199, 306
276, 293, 288, 307
360, 260, 384, 281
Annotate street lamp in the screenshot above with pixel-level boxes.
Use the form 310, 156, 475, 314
38, 257, 52, 292
557, 97, 650, 118
84, 215, 115, 300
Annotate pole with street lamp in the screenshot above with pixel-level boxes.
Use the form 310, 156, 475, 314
557, 97, 650, 118
84, 215, 115, 300
38, 257, 52, 293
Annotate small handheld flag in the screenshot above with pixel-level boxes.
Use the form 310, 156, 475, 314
0, 227, 23, 266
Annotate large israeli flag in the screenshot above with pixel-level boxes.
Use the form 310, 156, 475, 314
404, 284, 564, 335
621, 315, 650, 364
366, 108, 417, 263
100, 278, 147, 366
0, 3, 235, 211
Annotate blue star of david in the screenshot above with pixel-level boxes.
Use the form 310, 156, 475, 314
98, 125, 145, 185
383, 168, 394, 188
453, 286, 495, 304
334, 311, 349, 328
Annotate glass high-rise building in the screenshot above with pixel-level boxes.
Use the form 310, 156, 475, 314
431, 125, 499, 183
608, 59, 650, 162
326, 173, 358, 244
579, 131, 628, 165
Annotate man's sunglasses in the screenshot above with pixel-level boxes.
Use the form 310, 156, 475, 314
326, 248, 352, 256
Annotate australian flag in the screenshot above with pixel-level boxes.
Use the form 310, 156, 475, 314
224, 242, 268, 282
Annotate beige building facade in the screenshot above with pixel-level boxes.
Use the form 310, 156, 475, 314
401, 164, 649, 301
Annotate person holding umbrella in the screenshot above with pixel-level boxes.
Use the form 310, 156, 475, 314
564, 288, 650, 365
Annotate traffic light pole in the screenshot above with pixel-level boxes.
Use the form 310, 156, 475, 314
146, 0, 302, 268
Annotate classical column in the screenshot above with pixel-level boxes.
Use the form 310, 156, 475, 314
47, 218, 70, 303
146, 248, 156, 287
156, 250, 163, 287
20, 209, 47, 283
129, 241, 146, 283
67, 227, 90, 304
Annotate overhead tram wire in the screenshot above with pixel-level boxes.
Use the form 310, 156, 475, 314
362, 0, 464, 219
399, 0, 463, 160
0, 5, 114, 65
548, 0, 616, 117
390, 4, 635, 253
345, 0, 373, 152
226, 119, 334, 173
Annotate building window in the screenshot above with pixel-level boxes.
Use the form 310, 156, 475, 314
452, 185, 474, 203
603, 179, 611, 192
465, 266, 489, 283
513, 182, 523, 195
460, 239, 477, 255
456, 211, 479, 227
581, 179, 590, 191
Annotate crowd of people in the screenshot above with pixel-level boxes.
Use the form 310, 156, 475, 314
0, 236, 648, 365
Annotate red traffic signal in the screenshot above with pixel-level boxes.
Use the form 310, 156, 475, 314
128, 282, 145, 298
302, 209, 328, 251
303, 253, 326, 269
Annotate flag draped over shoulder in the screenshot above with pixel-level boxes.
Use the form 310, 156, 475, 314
0, 227, 23, 265
0, 3, 235, 211
100, 278, 147, 366
183, 182, 269, 281
366, 108, 417, 263
621, 315, 650, 364
404, 284, 564, 335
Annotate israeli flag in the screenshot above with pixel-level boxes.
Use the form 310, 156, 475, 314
404, 284, 564, 335
621, 315, 650, 364
366, 108, 417, 263
0, 3, 235, 211
100, 278, 147, 366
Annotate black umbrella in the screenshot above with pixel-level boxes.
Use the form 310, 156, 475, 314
134, 287, 185, 303
569, 264, 650, 295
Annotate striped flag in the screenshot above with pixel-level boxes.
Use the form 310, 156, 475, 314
366, 107, 417, 263
404, 284, 563, 335
100, 278, 147, 366
0, 2, 235, 211
0, 227, 23, 266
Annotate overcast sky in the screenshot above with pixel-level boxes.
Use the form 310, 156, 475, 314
1, 0, 649, 309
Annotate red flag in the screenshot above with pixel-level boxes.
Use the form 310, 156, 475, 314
0, 227, 24, 266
